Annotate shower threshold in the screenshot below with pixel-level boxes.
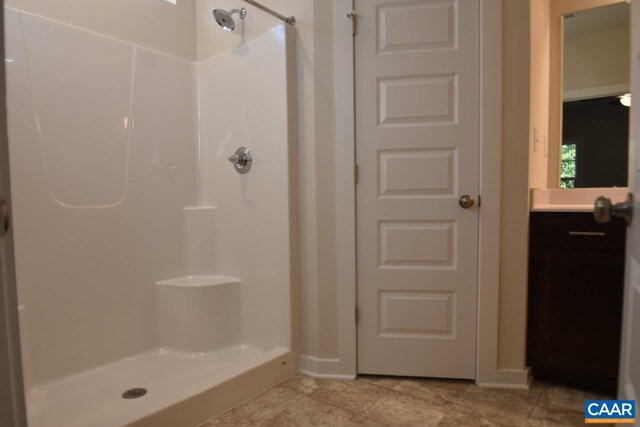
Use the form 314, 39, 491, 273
26, 344, 292, 427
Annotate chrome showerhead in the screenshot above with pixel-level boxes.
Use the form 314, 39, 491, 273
213, 8, 247, 32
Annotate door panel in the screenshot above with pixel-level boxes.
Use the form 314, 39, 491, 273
527, 233, 624, 394
619, 0, 640, 405
356, 0, 480, 378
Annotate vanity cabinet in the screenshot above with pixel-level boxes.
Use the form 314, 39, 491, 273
527, 212, 626, 395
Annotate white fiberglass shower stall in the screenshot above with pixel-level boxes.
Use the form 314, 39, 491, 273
3, 1, 297, 425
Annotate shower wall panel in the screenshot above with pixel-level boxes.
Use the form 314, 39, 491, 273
197, 24, 296, 352
4, 0, 197, 60
4, 8, 197, 388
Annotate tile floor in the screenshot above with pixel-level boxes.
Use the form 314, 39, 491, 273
203, 375, 612, 426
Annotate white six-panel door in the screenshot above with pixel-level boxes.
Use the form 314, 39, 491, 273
619, 0, 639, 406
355, 0, 480, 378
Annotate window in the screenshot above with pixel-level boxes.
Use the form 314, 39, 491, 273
560, 143, 577, 188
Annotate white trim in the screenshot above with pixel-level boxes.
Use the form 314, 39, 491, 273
0, 4, 27, 424
495, 367, 532, 387
477, 383, 531, 390
476, 0, 510, 387
563, 83, 630, 101
298, 355, 356, 380
303, 0, 356, 381
477, 368, 531, 390
618, 0, 639, 400
331, 0, 357, 379
298, 370, 356, 381
477, 369, 532, 389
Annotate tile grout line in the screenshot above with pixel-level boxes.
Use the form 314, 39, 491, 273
202, 381, 299, 426
207, 376, 595, 426
357, 378, 466, 422
283, 378, 388, 420
282, 376, 441, 423
363, 378, 542, 426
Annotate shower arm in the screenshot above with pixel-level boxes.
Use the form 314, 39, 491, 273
241, 0, 296, 26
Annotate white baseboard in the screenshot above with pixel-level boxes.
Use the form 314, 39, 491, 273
299, 354, 531, 387
477, 367, 532, 390
298, 355, 356, 380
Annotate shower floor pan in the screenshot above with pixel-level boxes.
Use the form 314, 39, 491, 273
27, 344, 293, 427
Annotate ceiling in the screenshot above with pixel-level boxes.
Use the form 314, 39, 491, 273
564, 2, 630, 38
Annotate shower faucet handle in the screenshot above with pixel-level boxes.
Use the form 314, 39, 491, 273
227, 154, 243, 165
228, 147, 253, 174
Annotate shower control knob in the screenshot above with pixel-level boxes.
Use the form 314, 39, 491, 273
227, 154, 243, 165
228, 147, 252, 174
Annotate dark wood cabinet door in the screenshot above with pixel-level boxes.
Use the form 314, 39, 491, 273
527, 213, 626, 395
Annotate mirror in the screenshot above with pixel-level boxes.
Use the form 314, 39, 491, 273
560, 3, 630, 188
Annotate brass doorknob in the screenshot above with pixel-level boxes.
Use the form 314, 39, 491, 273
594, 193, 633, 226
458, 195, 475, 209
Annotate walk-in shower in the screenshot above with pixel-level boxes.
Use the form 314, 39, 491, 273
4, 1, 297, 426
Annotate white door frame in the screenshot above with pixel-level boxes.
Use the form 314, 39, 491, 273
333, 0, 521, 387
0, 1, 28, 423
618, 0, 639, 404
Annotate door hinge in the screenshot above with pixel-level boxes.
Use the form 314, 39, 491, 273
354, 164, 359, 184
355, 307, 360, 324
0, 199, 9, 237
347, 11, 357, 36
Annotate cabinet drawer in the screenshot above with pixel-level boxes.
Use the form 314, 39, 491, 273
531, 213, 626, 251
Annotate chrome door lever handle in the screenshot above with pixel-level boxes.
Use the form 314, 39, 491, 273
594, 193, 633, 226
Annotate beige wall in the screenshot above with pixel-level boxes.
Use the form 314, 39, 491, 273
498, 0, 530, 372
310, 0, 339, 360
564, 26, 630, 94
5, 0, 197, 60
530, 0, 551, 189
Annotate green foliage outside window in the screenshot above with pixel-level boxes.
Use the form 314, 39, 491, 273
560, 143, 577, 188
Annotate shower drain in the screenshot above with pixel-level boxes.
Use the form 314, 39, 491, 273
122, 388, 148, 399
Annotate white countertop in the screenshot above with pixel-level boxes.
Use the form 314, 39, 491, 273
530, 204, 596, 212
530, 188, 629, 212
